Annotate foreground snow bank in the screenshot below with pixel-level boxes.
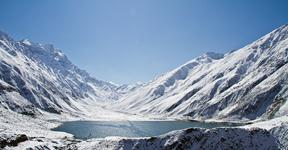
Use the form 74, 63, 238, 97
76, 127, 279, 150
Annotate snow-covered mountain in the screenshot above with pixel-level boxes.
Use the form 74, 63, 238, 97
1, 25, 288, 149
0, 31, 120, 115
1, 24, 288, 123
114, 24, 288, 121
116, 82, 145, 95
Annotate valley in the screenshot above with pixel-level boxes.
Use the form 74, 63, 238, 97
0, 24, 288, 149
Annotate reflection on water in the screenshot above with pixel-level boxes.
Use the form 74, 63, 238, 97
52, 121, 239, 139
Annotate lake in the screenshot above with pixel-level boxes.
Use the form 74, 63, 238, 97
52, 121, 239, 139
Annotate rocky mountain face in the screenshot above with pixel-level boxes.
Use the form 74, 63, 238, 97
0, 32, 120, 115
115, 25, 288, 121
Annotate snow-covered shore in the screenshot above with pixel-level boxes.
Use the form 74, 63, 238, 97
1, 105, 287, 150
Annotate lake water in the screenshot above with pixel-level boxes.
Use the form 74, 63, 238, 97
53, 121, 239, 139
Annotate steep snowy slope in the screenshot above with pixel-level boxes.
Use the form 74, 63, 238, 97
115, 24, 288, 121
0, 31, 119, 115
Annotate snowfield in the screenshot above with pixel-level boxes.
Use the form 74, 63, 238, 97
0, 25, 288, 149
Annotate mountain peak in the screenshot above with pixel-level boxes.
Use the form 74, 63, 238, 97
20, 39, 64, 57
203, 52, 224, 60
194, 52, 224, 63
20, 39, 32, 46
0, 30, 13, 41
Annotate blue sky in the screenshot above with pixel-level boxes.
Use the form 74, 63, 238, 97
0, 0, 287, 84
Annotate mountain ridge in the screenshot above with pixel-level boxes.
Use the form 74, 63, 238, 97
0, 24, 288, 122
0, 31, 122, 116
113, 24, 288, 122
